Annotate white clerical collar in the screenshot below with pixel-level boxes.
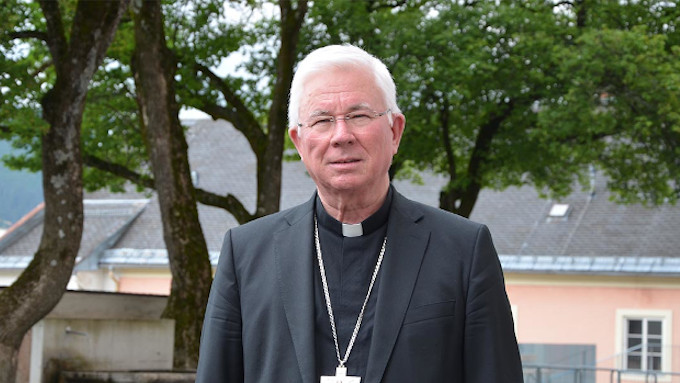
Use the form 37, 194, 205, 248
342, 222, 363, 237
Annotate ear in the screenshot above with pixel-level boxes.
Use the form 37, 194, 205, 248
390, 113, 406, 155
289, 126, 304, 157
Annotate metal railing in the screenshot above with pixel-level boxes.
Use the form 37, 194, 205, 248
523, 364, 680, 383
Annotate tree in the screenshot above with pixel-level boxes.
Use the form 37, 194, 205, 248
0, 1, 129, 381
3, 0, 310, 368
83, 1, 308, 364
81, 0, 308, 225
178, 0, 308, 222
306, 0, 680, 217
131, 0, 212, 369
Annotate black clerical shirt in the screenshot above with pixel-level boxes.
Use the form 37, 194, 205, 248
314, 187, 393, 379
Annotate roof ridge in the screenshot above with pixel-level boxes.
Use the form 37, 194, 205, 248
0, 202, 45, 253
0, 202, 45, 240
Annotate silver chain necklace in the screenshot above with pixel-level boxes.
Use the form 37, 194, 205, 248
314, 215, 387, 371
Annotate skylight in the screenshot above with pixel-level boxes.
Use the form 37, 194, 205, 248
549, 203, 571, 217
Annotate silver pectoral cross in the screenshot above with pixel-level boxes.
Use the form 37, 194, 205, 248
320, 367, 361, 383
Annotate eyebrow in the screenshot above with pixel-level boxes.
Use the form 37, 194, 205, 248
308, 103, 373, 117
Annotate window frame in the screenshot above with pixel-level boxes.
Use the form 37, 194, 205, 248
615, 309, 673, 380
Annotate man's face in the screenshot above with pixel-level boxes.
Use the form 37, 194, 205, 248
289, 66, 405, 199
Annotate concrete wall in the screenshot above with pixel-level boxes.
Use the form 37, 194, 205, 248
59, 371, 195, 383
16, 291, 172, 383
38, 318, 174, 382
0, 271, 20, 287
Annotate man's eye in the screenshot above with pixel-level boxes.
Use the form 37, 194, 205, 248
311, 118, 333, 127
348, 113, 370, 120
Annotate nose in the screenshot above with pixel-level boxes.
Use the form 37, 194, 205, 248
329, 118, 355, 146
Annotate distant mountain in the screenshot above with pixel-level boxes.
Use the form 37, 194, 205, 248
0, 141, 43, 228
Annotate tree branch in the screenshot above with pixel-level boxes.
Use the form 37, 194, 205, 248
366, 0, 409, 12
8, 30, 49, 41
468, 101, 514, 180
439, 98, 457, 181
194, 189, 255, 224
453, 101, 515, 216
83, 153, 154, 188
83, 153, 255, 223
30, 60, 54, 78
296, 0, 309, 20
272, 0, 306, 132
552, 1, 574, 8
38, 0, 68, 71
559, 131, 611, 145
192, 62, 266, 152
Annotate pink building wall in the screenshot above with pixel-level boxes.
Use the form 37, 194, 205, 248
507, 276, 680, 382
118, 276, 171, 296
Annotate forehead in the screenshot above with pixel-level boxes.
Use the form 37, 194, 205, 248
299, 66, 382, 115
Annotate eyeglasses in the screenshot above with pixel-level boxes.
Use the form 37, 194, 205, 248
297, 108, 391, 132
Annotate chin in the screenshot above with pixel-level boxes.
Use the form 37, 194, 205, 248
332, 179, 379, 195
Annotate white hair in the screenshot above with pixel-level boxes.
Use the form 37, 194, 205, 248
288, 44, 401, 130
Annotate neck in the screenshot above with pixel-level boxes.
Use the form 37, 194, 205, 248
318, 180, 390, 224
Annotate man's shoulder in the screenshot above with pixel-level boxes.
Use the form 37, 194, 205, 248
392, 192, 490, 246
393, 191, 483, 230
230, 198, 313, 237
392, 192, 491, 250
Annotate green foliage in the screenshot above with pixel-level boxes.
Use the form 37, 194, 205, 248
304, 0, 680, 211
0, 0, 146, 192
2, 0, 678, 213
545, 27, 680, 205
1, 0, 243, 194
170, 0, 269, 123
81, 59, 148, 192
0, 0, 51, 171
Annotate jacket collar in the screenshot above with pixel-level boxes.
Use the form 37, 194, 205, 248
275, 195, 317, 383
365, 191, 429, 383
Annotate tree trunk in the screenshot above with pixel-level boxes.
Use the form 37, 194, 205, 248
439, 103, 514, 218
440, 184, 480, 218
189, 0, 308, 222
256, 0, 309, 217
132, 0, 212, 370
0, 1, 128, 382
575, 0, 588, 28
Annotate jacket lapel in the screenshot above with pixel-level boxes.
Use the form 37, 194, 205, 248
275, 196, 317, 383
365, 192, 430, 383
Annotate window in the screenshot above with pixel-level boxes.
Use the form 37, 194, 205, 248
616, 309, 673, 376
549, 203, 570, 217
624, 318, 663, 371
546, 203, 571, 222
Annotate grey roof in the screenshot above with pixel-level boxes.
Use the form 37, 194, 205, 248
0, 199, 148, 269
2, 119, 679, 277
103, 119, 446, 253
500, 255, 680, 275
100, 248, 220, 268
0, 203, 44, 262
0, 287, 169, 320
469, 176, 680, 259
468, 174, 680, 275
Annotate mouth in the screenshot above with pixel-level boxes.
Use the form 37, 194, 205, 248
331, 158, 361, 165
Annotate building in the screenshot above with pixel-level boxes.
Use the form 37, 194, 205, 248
1, 119, 678, 382
476, 177, 680, 382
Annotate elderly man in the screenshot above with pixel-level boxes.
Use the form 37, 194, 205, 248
196, 44, 523, 383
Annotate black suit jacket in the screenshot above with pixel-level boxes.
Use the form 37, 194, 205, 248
196, 190, 523, 383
